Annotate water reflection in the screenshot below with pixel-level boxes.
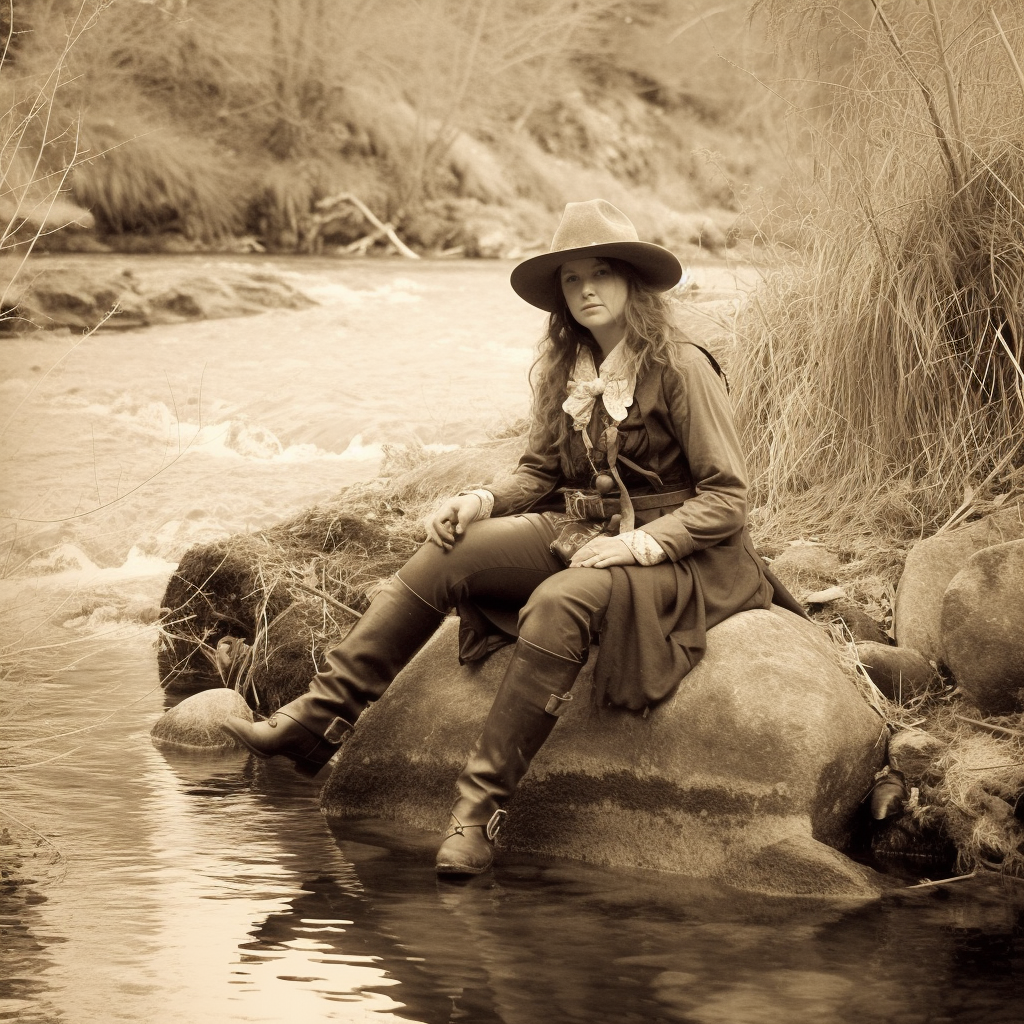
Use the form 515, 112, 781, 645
136, 750, 422, 1024
3, 627, 1023, 1024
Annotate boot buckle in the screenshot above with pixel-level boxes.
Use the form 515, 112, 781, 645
544, 692, 573, 717
323, 717, 352, 744
485, 809, 507, 842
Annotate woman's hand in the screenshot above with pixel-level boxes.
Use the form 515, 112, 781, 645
426, 493, 483, 550
569, 535, 636, 569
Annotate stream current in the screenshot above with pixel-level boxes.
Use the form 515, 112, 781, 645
1, 255, 1021, 1024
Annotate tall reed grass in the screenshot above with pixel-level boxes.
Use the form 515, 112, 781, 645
735, 1, 1024, 545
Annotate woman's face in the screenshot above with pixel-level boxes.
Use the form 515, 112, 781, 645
559, 257, 628, 335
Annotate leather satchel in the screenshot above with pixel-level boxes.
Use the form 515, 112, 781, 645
548, 518, 608, 566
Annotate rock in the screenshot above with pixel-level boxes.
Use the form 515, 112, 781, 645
3, 261, 315, 333
322, 608, 888, 897
855, 641, 938, 703
887, 728, 948, 787
940, 539, 1024, 714
150, 688, 253, 750
401, 196, 549, 259
893, 506, 1024, 662
767, 543, 840, 598
827, 598, 890, 645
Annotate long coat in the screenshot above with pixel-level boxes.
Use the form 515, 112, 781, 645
479, 342, 773, 710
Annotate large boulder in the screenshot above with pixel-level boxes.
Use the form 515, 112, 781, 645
321, 608, 888, 897
940, 539, 1024, 714
150, 688, 253, 750
893, 506, 1024, 663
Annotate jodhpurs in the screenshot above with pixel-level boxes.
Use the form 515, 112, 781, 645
397, 513, 612, 664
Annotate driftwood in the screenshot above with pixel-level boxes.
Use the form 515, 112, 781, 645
306, 192, 419, 259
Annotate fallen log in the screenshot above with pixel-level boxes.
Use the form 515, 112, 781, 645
312, 192, 420, 259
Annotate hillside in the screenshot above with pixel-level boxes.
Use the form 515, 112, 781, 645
4, 0, 806, 259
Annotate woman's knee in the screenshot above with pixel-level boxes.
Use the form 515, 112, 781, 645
396, 537, 478, 610
397, 516, 557, 610
517, 569, 612, 660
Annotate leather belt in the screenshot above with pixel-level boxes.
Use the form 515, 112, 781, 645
563, 486, 695, 521
630, 487, 695, 510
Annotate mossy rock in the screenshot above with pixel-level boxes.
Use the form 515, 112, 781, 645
150, 688, 253, 750
322, 609, 889, 897
158, 437, 525, 710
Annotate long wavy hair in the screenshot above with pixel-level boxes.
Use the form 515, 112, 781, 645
529, 258, 691, 469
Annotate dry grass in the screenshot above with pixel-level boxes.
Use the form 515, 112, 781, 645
857, 682, 1024, 878
72, 116, 244, 239
902, 707, 1024, 878
734, 1, 1024, 547
157, 436, 525, 711
8, 1, 802, 251
734, 3, 1024, 879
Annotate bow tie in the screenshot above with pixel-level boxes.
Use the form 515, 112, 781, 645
562, 345, 635, 432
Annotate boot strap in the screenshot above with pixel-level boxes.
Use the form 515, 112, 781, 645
443, 809, 507, 843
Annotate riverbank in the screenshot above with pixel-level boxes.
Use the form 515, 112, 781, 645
0, 256, 316, 333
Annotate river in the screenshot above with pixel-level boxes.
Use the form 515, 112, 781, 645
1, 255, 1021, 1024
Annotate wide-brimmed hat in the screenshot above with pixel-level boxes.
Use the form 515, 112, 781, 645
510, 199, 682, 312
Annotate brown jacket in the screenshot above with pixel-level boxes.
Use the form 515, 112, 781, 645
487, 342, 772, 709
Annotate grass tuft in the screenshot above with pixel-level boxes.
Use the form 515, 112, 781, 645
735, 2, 1024, 547
157, 436, 525, 712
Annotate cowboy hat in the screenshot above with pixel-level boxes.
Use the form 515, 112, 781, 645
510, 199, 682, 312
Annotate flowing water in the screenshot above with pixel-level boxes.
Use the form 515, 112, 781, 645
1, 255, 1021, 1024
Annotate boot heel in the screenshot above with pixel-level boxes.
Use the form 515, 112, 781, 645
293, 757, 329, 778
220, 714, 340, 774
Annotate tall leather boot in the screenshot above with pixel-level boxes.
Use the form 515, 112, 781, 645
435, 640, 583, 876
222, 578, 444, 776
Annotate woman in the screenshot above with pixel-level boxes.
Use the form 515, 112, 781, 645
223, 199, 775, 876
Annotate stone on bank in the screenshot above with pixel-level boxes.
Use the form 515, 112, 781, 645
940, 538, 1024, 715
321, 607, 888, 898
893, 505, 1024, 663
150, 688, 253, 751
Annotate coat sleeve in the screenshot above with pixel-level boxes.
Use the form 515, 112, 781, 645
486, 412, 564, 516
638, 347, 749, 561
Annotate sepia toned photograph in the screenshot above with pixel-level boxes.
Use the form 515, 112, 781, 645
2, 1, 1022, 1021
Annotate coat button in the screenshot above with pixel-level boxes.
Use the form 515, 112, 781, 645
594, 473, 615, 495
